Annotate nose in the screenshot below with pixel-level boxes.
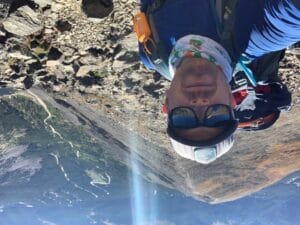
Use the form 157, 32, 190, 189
190, 98, 210, 105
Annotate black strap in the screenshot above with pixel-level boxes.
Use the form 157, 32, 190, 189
210, 0, 239, 63
145, 0, 172, 79
146, 0, 167, 13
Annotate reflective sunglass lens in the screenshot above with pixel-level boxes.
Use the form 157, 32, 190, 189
205, 105, 231, 126
171, 108, 198, 128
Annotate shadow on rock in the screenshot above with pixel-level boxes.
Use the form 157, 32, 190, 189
8, 0, 37, 14
81, 0, 114, 19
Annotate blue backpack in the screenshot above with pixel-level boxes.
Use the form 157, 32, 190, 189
231, 50, 291, 130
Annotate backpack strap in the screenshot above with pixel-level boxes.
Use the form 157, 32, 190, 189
209, 0, 239, 62
146, 13, 172, 80
141, 0, 172, 80
210, 0, 259, 87
146, 0, 167, 13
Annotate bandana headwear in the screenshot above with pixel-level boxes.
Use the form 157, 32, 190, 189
168, 35, 233, 82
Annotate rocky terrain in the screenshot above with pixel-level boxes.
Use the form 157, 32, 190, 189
0, 0, 300, 145
0, 0, 300, 204
0, 0, 173, 147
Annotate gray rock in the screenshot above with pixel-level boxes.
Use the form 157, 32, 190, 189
62, 65, 74, 75
112, 59, 126, 70
25, 58, 38, 64
3, 6, 43, 36
46, 60, 60, 68
0, 1, 10, 21
60, 46, 76, 57
53, 83, 66, 92
78, 55, 98, 65
79, 50, 88, 56
119, 32, 138, 51
0, 30, 6, 37
8, 52, 31, 60
63, 55, 80, 65
5, 37, 24, 49
76, 65, 102, 77
84, 85, 100, 94
34, 69, 49, 77
55, 70, 67, 81
33, 0, 52, 9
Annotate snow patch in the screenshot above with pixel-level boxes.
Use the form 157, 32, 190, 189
286, 176, 300, 187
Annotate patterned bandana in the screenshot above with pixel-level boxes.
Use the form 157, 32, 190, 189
168, 35, 233, 82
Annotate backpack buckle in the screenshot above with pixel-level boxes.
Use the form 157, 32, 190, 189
133, 13, 152, 43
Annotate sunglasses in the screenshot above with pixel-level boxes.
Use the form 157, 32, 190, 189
168, 104, 235, 129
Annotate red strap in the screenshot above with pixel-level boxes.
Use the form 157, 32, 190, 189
238, 113, 277, 128
233, 89, 248, 105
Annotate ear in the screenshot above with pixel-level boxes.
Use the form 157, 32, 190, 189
162, 98, 168, 114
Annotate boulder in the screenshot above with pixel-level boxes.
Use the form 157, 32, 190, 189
3, 6, 43, 36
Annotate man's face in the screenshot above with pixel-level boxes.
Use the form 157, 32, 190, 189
166, 57, 234, 141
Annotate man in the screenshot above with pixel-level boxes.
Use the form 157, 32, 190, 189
134, 0, 300, 164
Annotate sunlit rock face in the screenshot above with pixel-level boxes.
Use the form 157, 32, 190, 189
1, 89, 299, 205
166, 106, 300, 204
